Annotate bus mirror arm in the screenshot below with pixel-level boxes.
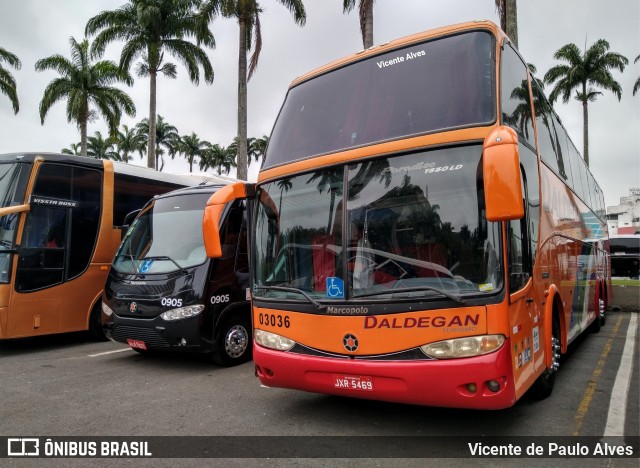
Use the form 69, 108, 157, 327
482, 126, 525, 222
203, 182, 256, 258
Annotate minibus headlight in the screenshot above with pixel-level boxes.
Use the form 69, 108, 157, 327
420, 335, 505, 359
160, 304, 205, 321
101, 301, 114, 317
254, 329, 295, 351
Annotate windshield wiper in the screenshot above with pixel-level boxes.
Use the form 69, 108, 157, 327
255, 285, 327, 311
354, 285, 466, 305
141, 255, 183, 271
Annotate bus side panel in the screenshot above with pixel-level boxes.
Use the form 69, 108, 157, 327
538, 167, 601, 345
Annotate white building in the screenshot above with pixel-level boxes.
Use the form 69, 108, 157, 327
607, 188, 640, 235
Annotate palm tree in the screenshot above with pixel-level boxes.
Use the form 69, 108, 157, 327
494, 0, 518, 48
248, 134, 269, 166
634, 54, 640, 96
179, 132, 212, 172
86, 0, 215, 170
343, 0, 375, 49
198, 0, 306, 181
87, 131, 119, 160
0, 46, 21, 113
200, 143, 236, 175
35, 37, 135, 157
61, 142, 82, 155
135, 115, 180, 170
115, 124, 146, 162
544, 39, 628, 167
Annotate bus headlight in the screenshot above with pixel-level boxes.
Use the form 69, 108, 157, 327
254, 329, 295, 351
160, 304, 205, 321
101, 302, 114, 317
420, 335, 505, 359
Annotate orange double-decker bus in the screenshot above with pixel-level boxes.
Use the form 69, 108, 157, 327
203, 21, 610, 409
0, 153, 199, 341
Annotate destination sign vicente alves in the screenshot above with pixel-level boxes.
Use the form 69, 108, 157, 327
377, 49, 426, 69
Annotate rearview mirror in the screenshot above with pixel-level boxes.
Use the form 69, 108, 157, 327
203, 182, 253, 258
482, 126, 524, 222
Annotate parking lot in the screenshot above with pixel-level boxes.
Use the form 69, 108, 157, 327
0, 311, 638, 465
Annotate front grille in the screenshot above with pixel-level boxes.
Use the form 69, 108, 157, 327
289, 343, 433, 361
111, 325, 170, 348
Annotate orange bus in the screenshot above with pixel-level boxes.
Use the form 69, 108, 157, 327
0, 153, 200, 341
203, 21, 610, 409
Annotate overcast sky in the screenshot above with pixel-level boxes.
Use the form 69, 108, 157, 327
0, 0, 638, 207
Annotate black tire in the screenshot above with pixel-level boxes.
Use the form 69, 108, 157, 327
213, 316, 252, 367
589, 288, 604, 333
88, 302, 108, 341
529, 314, 560, 400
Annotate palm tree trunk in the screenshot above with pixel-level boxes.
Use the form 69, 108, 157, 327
236, 17, 249, 181
80, 118, 88, 157
148, 69, 157, 170
363, 0, 374, 49
583, 101, 589, 167
505, 0, 518, 48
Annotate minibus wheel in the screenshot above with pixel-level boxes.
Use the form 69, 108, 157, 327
214, 317, 252, 367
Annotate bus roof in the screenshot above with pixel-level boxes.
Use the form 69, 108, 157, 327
289, 20, 503, 88
0, 152, 229, 187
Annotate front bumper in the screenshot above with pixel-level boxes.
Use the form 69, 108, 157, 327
254, 342, 516, 409
104, 313, 211, 353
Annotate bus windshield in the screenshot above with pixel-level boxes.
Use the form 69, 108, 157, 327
114, 193, 211, 274
254, 145, 502, 302
264, 30, 495, 169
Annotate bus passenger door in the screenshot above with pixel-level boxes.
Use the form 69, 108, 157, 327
10, 205, 68, 336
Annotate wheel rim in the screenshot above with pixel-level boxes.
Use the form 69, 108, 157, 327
599, 298, 605, 321
550, 335, 560, 371
224, 324, 249, 359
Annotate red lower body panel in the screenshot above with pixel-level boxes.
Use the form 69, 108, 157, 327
254, 343, 516, 409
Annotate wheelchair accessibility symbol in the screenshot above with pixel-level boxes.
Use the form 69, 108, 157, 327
326, 277, 344, 299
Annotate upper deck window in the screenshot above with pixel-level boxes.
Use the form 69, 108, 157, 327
264, 31, 496, 169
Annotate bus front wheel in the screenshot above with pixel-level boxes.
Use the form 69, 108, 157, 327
213, 316, 252, 367
529, 314, 560, 400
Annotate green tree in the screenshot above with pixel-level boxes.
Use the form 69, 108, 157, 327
35, 37, 135, 157
248, 134, 269, 166
200, 143, 236, 175
198, 0, 306, 181
115, 124, 146, 162
544, 39, 628, 167
86, 0, 215, 169
494, 0, 518, 48
87, 131, 119, 160
136, 115, 180, 170
179, 132, 212, 172
343, 0, 375, 49
0, 46, 21, 113
61, 142, 82, 155
634, 54, 640, 96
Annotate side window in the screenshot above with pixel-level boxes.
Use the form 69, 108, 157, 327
501, 45, 536, 149
17, 163, 102, 292
113, 174, 182, 227
68, 167, 102, 278
568, 142, 585, 202
16, 206, 67, 291
508, 171, 530, 293
220, 203, 244, 260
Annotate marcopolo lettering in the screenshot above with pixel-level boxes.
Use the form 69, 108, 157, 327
327, 306, 369, 315
364, 314, 480, 329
